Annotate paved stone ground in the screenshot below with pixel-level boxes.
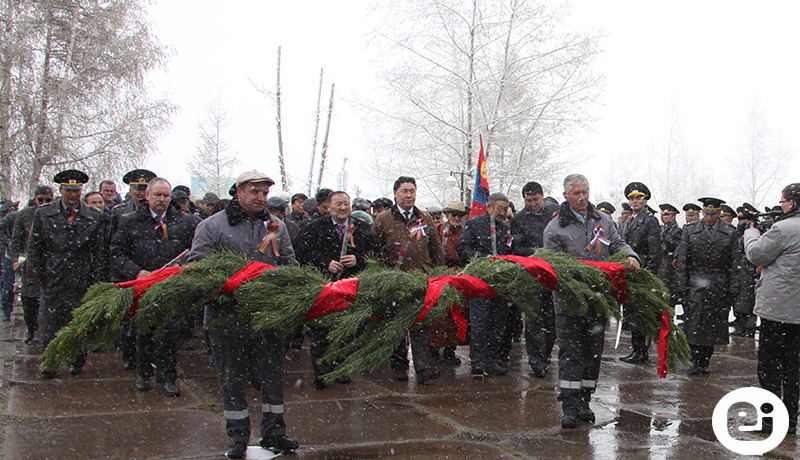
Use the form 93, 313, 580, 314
0, 308, 798, 459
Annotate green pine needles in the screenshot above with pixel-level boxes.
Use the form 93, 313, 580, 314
40, 248, 691, 375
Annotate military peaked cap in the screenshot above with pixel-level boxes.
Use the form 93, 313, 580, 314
54, 169, 88, 190
698, 197, 725, 214
624, 182, 651, 200
659, 203, 679, 215
122, 169, 156, 186
596, 201, 615, 214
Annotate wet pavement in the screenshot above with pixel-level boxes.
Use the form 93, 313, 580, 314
1, 308, 799, 459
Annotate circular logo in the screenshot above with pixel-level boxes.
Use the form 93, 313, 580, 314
712, 387, 788, 455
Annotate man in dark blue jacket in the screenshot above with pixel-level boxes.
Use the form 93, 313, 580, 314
511, 181, 560, 377
457, 192, 512, 377
110, 177, 197, 396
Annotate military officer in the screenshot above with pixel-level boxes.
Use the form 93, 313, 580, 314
28, 170, 108, 378
657, 204, 682, 308
618, 203, 632, 229
676, 197, 739, 375
111, 168, 156, 371
619, 182, 661, 364
682, 203, 701, 225
720, 205, 736, 225
732, 203, 760, 337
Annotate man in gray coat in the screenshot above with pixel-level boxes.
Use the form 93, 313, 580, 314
744, 183, 800, 434
543, 173, 640, 429
186, 170, 297, 458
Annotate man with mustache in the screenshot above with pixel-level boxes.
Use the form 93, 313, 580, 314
110, 177, 197, 397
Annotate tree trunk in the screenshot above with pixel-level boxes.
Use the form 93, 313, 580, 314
307, 68, 323, 194
315, 83, 334, 192
275, 47, 287, 191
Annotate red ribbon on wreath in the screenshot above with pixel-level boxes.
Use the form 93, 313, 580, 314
221, 261, 276, 293
579, 260, 628, 304
490, 255, 559, 291
116, 266, 184, 318
414, 275, 497, 340
657, 310, 671, 378
304, 278, 359, 321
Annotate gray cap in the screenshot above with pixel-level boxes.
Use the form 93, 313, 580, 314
171, 189, 189, 200
202, 192, 220, 205
302, 198, 317, 214
266, 197, 287, 211
235, 170, 275, 187
426, 206, 443, 215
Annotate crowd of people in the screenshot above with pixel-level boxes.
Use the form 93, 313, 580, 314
0, 166, 798, 455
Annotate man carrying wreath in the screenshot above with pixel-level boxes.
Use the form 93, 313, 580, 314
543, 173, 640, 429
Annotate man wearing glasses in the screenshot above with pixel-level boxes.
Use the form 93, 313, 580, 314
6, 186, 53, 343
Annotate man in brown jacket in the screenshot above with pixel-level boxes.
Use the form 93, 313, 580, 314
373, 176, 445, 383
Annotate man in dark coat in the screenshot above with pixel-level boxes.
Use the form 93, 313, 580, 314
732, 204, 760, 337
510, 181, 560, 378
266, 197, 300, 248
543, 173, 640, 429
28, 170, 108, 378
296, 190, 377, 388
111, 168, 156, 370
110, 178, 196, 397
373, 176, 444, 383
7, 186, 54, 342
0, 199, 19, 320
457, 192, 513, 377
657, 204, 682, 308
111, 169, 156, 236
619, 182, 661, 364
285, 193, 308, 224
676, 197, 739, 375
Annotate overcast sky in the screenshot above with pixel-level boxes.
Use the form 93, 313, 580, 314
143, 0, 800, 210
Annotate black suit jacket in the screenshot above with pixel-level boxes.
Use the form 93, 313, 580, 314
297, 215, 377, 278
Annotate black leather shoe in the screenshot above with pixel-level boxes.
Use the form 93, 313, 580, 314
313, 375, 327, 389
484, 363, 508, 376
561, 414, 578, 429
226, 441, 247, 459
416, 369, 440, 384
620, 351, 649, 363
23, 330, 34, 344
530, 366, 547, 378
40, 369, 57, 379
123, 360, 136, 371
688, 366, 709, 376
260, 434, 299, 452
69, 365, 82, 375
135, 375, 150, 391
335, 376, 351, 384
393, 370, 409, 381
579, 407, 596, 423
161, 381, 180, 397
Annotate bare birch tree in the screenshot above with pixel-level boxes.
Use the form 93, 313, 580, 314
362, 0, 603, 202
315, 83, 335, 192
187, 95, 239, 197
728, 99, 792, 208
0, 0, 174, 198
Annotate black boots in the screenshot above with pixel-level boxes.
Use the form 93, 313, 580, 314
260, 434, 299, 453
620, 331, 649, 363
